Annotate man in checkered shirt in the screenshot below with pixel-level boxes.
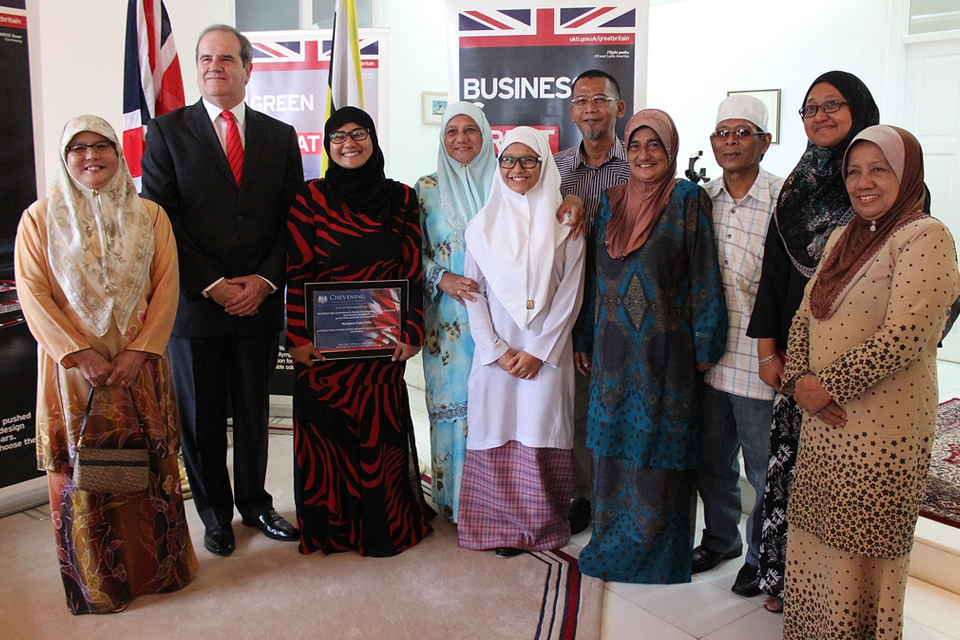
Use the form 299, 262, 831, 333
692, 95, 784, 598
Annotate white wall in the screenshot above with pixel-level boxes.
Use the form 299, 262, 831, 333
381, 0, 448, 187
27, 0, 231, 197
647, 0, 899, 182
26, 0, 906, 195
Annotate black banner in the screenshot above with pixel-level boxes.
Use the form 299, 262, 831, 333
0, 6, 42, 489
454, 6, 638, 153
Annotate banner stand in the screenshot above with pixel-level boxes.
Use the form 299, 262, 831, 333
0, 476, 47, 518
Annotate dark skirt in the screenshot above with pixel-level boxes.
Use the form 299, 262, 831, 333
293, 360, 434, 557
578, 456, 696, 583
757, 394, 802, 600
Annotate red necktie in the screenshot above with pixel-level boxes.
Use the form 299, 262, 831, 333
221, 110, 243, 186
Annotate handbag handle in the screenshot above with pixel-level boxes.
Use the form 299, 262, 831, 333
77, 387, 147, 443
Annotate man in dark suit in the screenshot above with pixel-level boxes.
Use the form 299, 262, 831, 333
141, 24, 303, 556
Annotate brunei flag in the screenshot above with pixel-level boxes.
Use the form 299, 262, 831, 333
324, 0, 364, 171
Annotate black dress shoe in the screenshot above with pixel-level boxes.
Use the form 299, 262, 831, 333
494, 547, 523, 558
242, 509, 300, 541
204, 523, 236, 556
731, 562, 761, 597
568, 497, 591, 535
691, 544, 741, 573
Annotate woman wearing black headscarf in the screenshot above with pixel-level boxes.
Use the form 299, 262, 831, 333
286, 107, 434, 556
746, 71, 879, 612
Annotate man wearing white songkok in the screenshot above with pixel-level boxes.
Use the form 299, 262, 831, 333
693, 94, 784, 598
457, 127, 585, 557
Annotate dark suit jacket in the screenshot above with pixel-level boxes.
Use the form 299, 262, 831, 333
141, 100, 304, 337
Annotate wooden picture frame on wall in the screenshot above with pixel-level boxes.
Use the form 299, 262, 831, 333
726, 89, 781, 144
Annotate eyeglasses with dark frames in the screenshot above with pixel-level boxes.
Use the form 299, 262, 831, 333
66, 141, 115, 154
499, 155, 542, 169
328, 128, 370, 144
799, 100, 848, 119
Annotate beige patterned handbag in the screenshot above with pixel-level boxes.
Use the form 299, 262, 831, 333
72, 389, 150, 494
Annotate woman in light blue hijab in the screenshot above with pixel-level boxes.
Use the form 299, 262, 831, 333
415, 102, 497, 522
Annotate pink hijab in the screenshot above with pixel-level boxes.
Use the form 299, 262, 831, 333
604, 109, 681, 259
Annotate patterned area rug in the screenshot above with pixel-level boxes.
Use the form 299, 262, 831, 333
420, 477, 603, 640
921, 398, 960, 529
1, 475, 603, 640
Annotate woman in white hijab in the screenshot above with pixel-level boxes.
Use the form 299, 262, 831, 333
457, 127, 585, 557
15, 115, 196, 614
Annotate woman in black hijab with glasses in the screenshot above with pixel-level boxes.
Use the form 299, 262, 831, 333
286, 107, 434, 557
747, 71, 879, 612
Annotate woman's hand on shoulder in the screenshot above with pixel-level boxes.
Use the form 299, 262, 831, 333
70, 349, 113, 387
439, 271, 479, 306
392, 342, 421, 362
106, 350, 148, 387
289, 343, 324, 366
556, 195, 585, 240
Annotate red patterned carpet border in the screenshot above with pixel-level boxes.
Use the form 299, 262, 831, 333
921, 398, 960, 529
421, 475, 597, 640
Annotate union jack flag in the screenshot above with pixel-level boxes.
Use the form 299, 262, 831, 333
246, 34, 380, 72
122, 0, 184, 190
459, 6, 636, 47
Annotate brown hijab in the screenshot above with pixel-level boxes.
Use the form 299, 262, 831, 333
604, 109, 681, 259
809, 125, 928, 320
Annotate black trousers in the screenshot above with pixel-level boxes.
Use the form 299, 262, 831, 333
168, 332, 278, 528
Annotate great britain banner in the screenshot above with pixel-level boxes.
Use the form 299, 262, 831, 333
243, 28, 389, 181
446, 2, 648, 154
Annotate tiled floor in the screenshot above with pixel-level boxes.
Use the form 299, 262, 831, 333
403, 360, 960, 639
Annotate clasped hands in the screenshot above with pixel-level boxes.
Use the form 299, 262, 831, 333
497, 348, 543, 380
209, 275, 271, 316
793, 372, 847, 428
72, 348, 147, 388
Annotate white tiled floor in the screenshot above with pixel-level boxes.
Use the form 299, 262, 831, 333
405, 361, 960, 639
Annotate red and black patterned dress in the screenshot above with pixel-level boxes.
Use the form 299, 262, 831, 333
286, 178, 434, 557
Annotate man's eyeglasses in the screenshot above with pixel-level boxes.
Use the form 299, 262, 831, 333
570, 95, 617, 109
66, 141, 115, 154
710, 128, 765, 140
499, 155, 541, 169
328, 128, 370, 144
799, 100, 848, 119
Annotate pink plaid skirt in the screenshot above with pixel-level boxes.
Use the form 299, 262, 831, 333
458, 440, 574, 551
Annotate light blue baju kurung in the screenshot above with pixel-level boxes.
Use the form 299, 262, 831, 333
415, 103, 497, 522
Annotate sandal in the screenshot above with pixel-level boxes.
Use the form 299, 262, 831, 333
762, 596, 783, 614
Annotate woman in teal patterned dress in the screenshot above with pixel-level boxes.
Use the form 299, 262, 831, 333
574, 109, 727, 583
415, 103, 497, 522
